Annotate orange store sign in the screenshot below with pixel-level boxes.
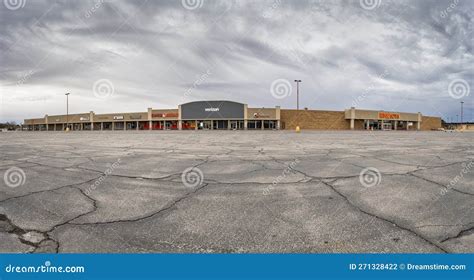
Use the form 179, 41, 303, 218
378, 112, 400, 119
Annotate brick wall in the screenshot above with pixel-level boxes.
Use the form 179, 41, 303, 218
280, 109, 350, 130
421, 116, 442, 130
280, 109, 441, 131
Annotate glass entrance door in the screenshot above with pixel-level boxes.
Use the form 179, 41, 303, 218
197, 120, 212, 130
382, 121, 392, 130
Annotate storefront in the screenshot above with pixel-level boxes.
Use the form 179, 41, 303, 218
180, 101, 280, 130
345, 108, 421, 130
23, 101, 441, 131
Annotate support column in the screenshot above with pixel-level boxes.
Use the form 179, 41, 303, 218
261, 120, 264, 130
417, 112, 421, 131
195, 120, 198, 130
350, 107, 355, 130
228, 120, 231, 130
394, 120, 398, 130
101, 122, 103, 131
90, 111, 94, 131
244, 104, 248, 130
112, 122, 115, 131
406, 121, 409, 131
276, 106, 281, 130
147, 108, 153, 130
178, 120, 182, 130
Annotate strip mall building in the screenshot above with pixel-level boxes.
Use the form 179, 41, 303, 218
23, 100, 442, 131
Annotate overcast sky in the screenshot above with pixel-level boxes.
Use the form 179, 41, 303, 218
1, 0, 473, 123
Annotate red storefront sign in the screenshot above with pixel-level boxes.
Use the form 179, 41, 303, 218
152, 113, 178, 118
378, 112, 400, 119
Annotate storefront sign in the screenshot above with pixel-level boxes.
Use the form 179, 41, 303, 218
378, 112, 400, 119
253, 113, 270, 118
129, 115, 142, 120
181, 101, 245, 119
152, 113, 179, 118
80, 117, 90, 121
113, 116, 124, 120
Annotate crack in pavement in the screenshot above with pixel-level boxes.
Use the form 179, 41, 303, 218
67, 183, 210, 226
321, 181, 449, 253
410, 173, 474, 196
0, 213, 56, 253
441, 226, 474, 243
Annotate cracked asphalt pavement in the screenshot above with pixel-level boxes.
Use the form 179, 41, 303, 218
0, 131, 472, 253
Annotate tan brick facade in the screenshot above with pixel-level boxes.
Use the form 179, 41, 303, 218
421, 116, 442, 131
281, 109, 442, 130
280, 109, 350, 130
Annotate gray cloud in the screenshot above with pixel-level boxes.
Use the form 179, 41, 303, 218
0, 0, 472, 123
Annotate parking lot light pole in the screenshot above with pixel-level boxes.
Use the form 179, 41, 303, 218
460, 101, 464, 124
294, 80, 302, 110
65, 93, 70, 131
294, 80, 302, 132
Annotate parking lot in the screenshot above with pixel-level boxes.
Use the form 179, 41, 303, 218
0, 130, 472, 253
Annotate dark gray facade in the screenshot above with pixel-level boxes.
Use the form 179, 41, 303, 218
180, 101, 245, 119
